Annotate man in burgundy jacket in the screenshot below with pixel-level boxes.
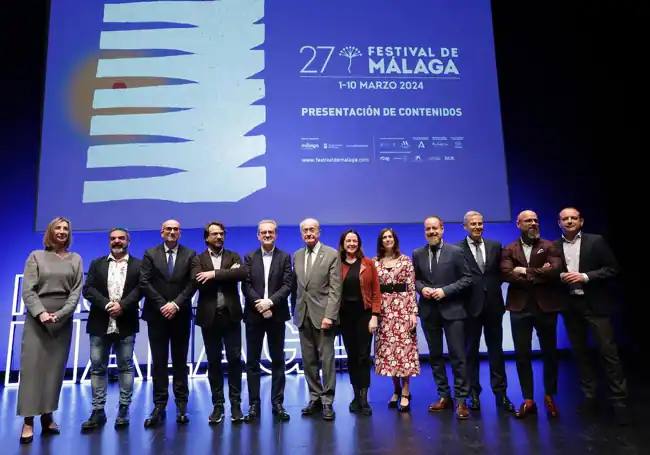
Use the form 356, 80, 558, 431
500, 210, 562, 419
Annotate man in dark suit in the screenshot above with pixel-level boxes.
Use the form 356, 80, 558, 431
501, 210, 562, 419
292, 217, 341, 421
458, 211, 514, 413
140, 219, 196, 427
241, 219, 293, 423
413, 215, 473, 419
191, 221, 248, 424
555, 207, 629, 425
81, 228, 141, 431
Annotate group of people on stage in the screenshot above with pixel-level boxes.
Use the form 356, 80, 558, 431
16, 207, 629, 444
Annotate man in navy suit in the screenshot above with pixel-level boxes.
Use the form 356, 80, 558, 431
555, 207, 629, 425
458, 211, 514, 413
241, 219, 293, 422
413, 216, 473, 419
140, 219, 196, 427
81, 228, 141, 431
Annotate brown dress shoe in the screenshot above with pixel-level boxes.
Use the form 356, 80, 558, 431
456, 402, 470, 420
514, 401, 538, 419
428, 397, 453, 412
543, 395, 559, 418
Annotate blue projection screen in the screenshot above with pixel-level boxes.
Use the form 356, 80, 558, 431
37, 0, 509, 230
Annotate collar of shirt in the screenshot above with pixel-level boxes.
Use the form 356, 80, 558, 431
562, 231, 582, 244
107, 253, 130, 263
519, 237, 538, 248
209, 248, 223, 258
467, 236, 482, 246
165, 245, 179, 255
306, 242, 321, 255
261, 247, 275, 257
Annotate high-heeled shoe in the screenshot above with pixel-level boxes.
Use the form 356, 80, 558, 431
19, 424, 33, 444
398, 393, 412, 413
41, 414, 60, 435
388, 388, 402, 408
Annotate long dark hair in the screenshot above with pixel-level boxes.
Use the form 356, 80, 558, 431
376, 227, 401, 259
338, 229, 364, 261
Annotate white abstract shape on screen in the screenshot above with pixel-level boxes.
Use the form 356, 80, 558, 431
83, 0, 266, 203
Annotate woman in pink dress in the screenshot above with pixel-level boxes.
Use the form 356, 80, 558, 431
374, 228, 420, 412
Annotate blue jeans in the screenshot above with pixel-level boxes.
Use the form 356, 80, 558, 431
89, 334, 135, 410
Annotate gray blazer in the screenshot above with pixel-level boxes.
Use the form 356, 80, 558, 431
292, 243, 342, 329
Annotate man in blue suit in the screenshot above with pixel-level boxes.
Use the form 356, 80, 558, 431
413, 216, 472, 419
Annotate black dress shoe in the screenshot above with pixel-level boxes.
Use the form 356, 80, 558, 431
208, 405, 225, 425
321, 404, 335, 421
613, 404, 631, 426
144, 406, 166, 428
244, 404, 260, 423
231, 405, 244, 423
301, 400, 322, 415
495, 393, 515, 413
272, 404, 290, 422
114, 405, 130, 429
176, 403, 190, 424
81, 409, 107, 432
359, 388, 372, 416
466, 393, 480, 411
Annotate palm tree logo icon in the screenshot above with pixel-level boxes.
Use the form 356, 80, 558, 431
339, 46, 362, 74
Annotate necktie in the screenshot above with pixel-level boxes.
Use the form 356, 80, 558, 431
473, 241, 485, 273
167, 250, 174, 277
429, 245, 438, 274
305, 248, 314, 279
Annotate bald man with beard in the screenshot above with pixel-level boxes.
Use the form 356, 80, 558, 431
501, 210, 562, 419
140, 219, 197, 427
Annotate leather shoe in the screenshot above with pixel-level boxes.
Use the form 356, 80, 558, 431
514, 400, 537, 419
114, 405, 130, 429
176, 403, 189, 424
231, 404, 244, 423
19, 424, 33, 444
144, 406, 166, 428
272, 404, 291, 422
613, 404, 631, 426
543, 395, 559, 418
208, 405, 225, 425
456, 402, 470, 420
41, 414, 61, 435
81, 409, 107, 432
428, 397, 453, 412
321, 404, 335, 421
301, 400, 322, 415
398, 393, 412, 413
466, 393, 480, 411
388, 388, 401, 408
244, 404, 260, 423
495, 393, 515, 413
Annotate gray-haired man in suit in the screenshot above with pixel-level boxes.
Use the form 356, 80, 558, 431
292, 218, 342, 420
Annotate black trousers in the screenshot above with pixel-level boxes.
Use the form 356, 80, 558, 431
563, 304, 627, 402
202, 320, 243, 406
465, 308, 508, 396
340, 306, 373, 389
148, 317, 191, 407
246, 319, 286, 406
510, 309, 558, 400
421, 307, 469, 399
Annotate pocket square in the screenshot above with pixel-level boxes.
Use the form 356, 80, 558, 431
537, 248, 544, 254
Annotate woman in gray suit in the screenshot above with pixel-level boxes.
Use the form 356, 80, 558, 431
18, 216, 83, 444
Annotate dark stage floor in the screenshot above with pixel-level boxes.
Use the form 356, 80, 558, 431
1, 359, 647, 455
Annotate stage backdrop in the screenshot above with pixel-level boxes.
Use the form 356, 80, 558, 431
1, 0, 573, 381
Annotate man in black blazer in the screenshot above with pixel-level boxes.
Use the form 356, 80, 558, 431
413, 216, 473, 419
241, 219, 293, 422
140, 219, 196, 427
555, 207, 629, 425
191, 221, 248, 425
458, 211, 515, 413
81, 228, 141, 431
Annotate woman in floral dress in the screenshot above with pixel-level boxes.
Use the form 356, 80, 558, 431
374, 228, 419, 412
